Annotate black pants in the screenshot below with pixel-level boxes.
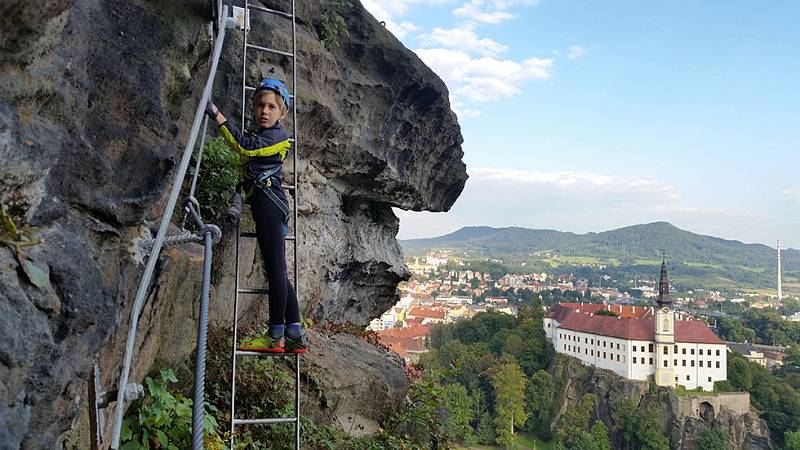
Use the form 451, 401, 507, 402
250, 188, 299, 325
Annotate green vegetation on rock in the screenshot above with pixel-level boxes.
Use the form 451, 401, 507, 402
189, 137, 242, 222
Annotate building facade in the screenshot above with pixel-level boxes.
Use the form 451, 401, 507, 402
544, 260, 727, 391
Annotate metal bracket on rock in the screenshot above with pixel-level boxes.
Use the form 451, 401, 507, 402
89, 363, 144, 449
141, 229, 204, 250
231, 6, 249, 31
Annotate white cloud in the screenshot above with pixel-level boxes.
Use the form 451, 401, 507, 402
453, 0, 539, 24
362, 0, 455, 21
783, 187, 800, 203
414, 49, 553, 101
568, 45, 587, 59
420, 25, 508, 56
385, 20, 418, 39
367, 0, 550, 114
362, 0, 452, 38
469, 167, 679, 197
451, 100, 481, 118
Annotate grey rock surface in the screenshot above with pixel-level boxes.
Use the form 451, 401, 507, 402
551, 355, 772, 450
0, 0, 466, 446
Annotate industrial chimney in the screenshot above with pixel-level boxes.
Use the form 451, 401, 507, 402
778, 240, 783, 301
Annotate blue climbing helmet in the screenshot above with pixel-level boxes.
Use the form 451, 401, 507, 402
254, 78, 291, 108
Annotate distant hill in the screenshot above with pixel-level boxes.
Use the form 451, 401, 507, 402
400, 222, 800, 290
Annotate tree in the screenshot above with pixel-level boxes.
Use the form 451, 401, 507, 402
785, 430, 800, 450
727, 354, 753, 391
552, 393, 611, 450
440, 383, 476, 445
612, 398, 669, 450
491, 358, 529, 447
525, 370, 557, 439
718, 316, 756, 343
698, 427, 732, 450
555, 393, 597, 447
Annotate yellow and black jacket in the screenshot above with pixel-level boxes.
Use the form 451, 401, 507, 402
219, 120, 291, 205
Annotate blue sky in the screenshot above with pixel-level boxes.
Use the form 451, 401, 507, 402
362, 0, 800, 249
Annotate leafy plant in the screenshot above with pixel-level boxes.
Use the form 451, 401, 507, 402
189, 136, 242, 223
318, 1, 351, 49
120, 369, 223, 450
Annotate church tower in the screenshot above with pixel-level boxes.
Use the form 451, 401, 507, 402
654, 255, 676, 388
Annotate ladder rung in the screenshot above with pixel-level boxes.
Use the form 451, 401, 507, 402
233, 417, 297, 426
239, 287, 269, 295
235, 350, 296, 357
283, 184, 296, 190
247, 4, 294, 19
246, 43, 294, 58
240, 231, 258, 238
288, 138, 295, 143
285, 235, 296, 241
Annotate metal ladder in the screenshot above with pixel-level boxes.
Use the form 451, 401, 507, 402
228, 1, 301, 449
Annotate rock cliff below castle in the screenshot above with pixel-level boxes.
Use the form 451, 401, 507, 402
551, 355, 772, 450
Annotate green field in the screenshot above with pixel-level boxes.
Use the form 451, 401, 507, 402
685, 261, 722, 269
459, 433, 554, 450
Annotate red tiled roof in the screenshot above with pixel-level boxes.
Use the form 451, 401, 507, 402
378, 325, 430, 339
554, 303, 653, 319
403, 317, 425, 327
383, 337, 427, 357
407, 307, 446, 320
558, 311, 723, 344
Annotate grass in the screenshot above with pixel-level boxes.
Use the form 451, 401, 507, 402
685, 261, 722, 269
459, 433, 555, 450
633, 258, 662, 265
558, 255, 605, 265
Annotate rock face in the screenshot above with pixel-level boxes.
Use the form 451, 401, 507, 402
0, 0, 466, 447
551, 355, 772, 450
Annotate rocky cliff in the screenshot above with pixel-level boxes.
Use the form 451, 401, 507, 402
0, 0, 467, 447
551, 355, 772, 450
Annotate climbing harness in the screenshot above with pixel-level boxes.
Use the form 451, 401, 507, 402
251, 163, 290, 236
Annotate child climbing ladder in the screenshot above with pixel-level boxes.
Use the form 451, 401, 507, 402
206, 78, 308, 354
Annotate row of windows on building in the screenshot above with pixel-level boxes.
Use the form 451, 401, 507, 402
631, 357, 722, 369
560, 333, 626, 351
563, 344, 626, 362
660, 346, 721, 357
563, 344, 723, 370
558, 333, 722, 358
676, 375, 715, 383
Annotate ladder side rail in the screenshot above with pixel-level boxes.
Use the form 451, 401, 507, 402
109, 8, 237, 449
229, 223, 242, 448
240, 0, 249, 131
291, 2, 300, 448
231, 1, 249, 447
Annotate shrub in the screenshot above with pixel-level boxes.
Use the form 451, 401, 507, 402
318, 1, 351, 49
189, 136, 241, 223
120, 369, 223, 450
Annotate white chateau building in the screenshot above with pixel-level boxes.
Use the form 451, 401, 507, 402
544, 260, 727, 391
